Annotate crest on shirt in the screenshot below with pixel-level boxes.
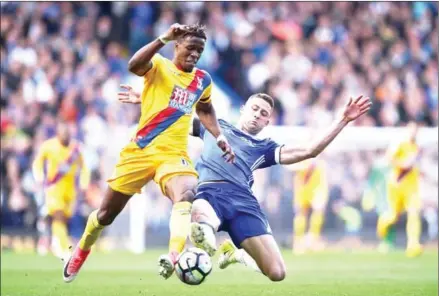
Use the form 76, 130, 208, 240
169, 86, 197, 114
196, 77, 204, 91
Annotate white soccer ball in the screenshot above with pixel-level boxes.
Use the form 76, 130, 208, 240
175, 247, 212, 285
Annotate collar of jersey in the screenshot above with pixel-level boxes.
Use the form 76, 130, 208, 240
239, 128, 264, 140
167, 59, 196, 76
220, 119, 265, 141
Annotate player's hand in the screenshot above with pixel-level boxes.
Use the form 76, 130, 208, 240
217, 135, 235, 163
162, 23, 189, 41
340, 95, 372, 122
118, 84, 141, 104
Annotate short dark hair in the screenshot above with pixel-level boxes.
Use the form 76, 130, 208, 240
249, 93, 274, 108
180, 24, 207, 41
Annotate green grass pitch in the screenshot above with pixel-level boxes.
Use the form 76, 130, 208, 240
1, 249, 437, 296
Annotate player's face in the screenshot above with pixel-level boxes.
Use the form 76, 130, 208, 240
175, 36, 205, 72
56, 123, 71, 145
240, 97, 272, 135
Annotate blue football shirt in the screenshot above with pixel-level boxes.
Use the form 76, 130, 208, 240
194, 119, 281, 193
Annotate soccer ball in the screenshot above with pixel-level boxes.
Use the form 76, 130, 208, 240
175, 247, 212, 285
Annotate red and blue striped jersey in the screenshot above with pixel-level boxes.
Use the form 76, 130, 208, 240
134, 53, 212, 152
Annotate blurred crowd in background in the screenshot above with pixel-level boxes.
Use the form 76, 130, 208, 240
1, 2, 438, 251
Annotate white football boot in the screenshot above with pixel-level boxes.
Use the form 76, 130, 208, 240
190, 222, 217, 256
158, 251, 178, 279
217, 239, 240, 269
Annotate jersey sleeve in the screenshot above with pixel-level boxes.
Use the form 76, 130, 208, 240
192, 117, 206, 139
198, 72, 212, 104
258, 140, 283, 169
144, 53, 166, 80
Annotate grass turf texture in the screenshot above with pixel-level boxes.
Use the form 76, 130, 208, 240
1, 249, 437, 296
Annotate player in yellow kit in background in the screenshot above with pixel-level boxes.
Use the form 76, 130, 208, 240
32, 121, 90, 258
63, 23, 235, 283
290, 157, 329, 254
377, 122, 423, 257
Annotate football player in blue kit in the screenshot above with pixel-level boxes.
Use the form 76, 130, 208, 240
190, 93, 371, 281
117, 86, 371, 281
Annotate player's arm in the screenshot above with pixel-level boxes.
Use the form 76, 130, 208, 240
128, 23, 190, 76
190, 117, 202, 137
284, 161, 309, 172
279, 95, 371, 165
196, 100, 235, 163
195, 100, 221, 138
32, 143, 47, 184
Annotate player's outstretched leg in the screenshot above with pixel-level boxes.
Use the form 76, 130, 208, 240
190, 199, 221, 256
63, 188, 131, 283
190, 222, 217, 256
158, 175, 197, 279
240, 234, 286, 281
406, 208, 423, 258
217, 239, 261, 273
